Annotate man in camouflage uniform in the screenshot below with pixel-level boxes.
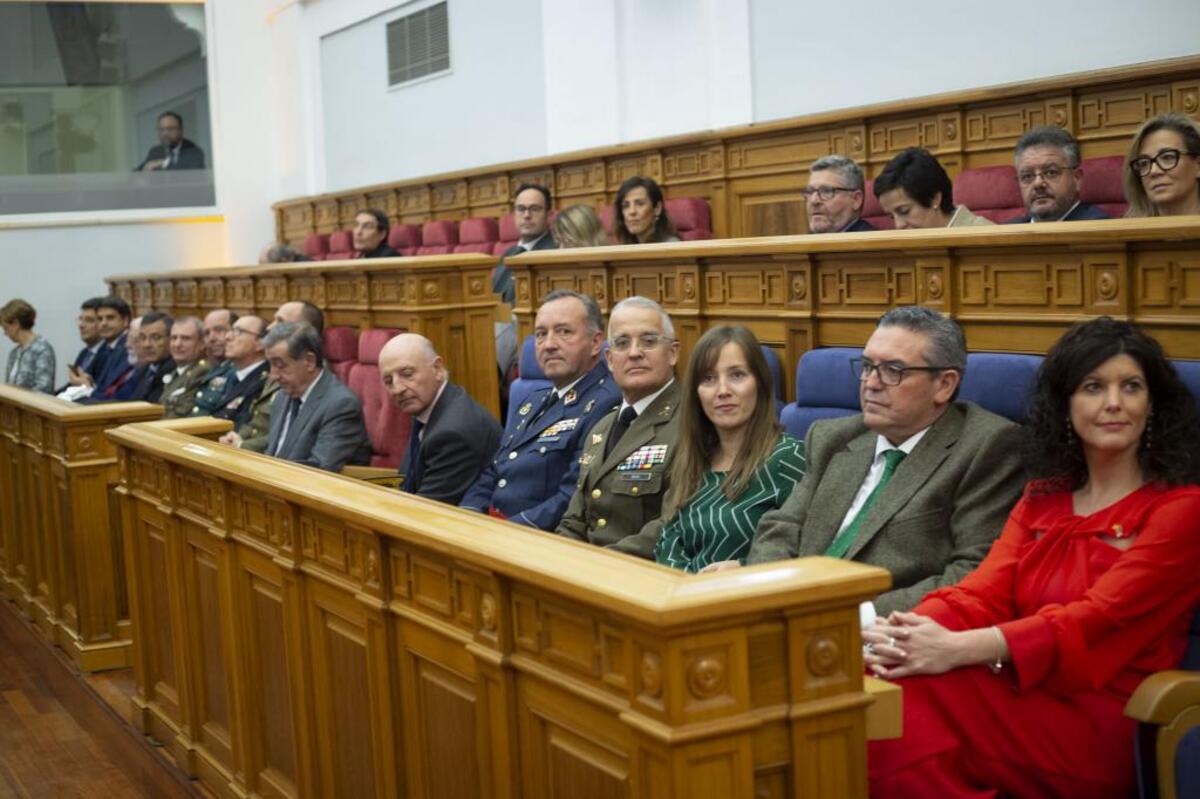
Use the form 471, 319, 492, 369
161, 317, 211, 417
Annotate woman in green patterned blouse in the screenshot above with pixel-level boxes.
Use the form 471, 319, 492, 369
654, 326, 806, 573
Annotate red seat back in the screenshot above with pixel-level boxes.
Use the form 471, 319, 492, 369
327, 230, 355, 260
304, 233, 329, 261
861, 179, 894, 230
493, 213, 519, 255
599, 205, 616, 237
323, 326, 358, 385
347, 328, 410, 468
664, 197, 713, 240
453, 217, 500, 254
415, 220, 459, 255
953, 165, 1026, 223
387, 223, 422, 256
1081, 156, 1128, 218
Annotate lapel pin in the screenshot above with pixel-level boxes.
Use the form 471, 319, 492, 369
518, 402, 532, 416
564, 389, 577, 405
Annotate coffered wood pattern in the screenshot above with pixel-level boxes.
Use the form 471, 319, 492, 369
0, 387, 164, 672
108, 417, 890, 798
107, 254, 502, 419
274, 56, 1200, 243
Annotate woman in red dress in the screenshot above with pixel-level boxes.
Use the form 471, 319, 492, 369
864, 317, 1200, 798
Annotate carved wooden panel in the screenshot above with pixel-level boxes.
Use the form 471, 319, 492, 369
607, 153, 663, 188
325, 274, 369, 308
338, 195, 367, 228
281, 202, 314, 238
468, 174, 511, 209
133, 281, 152, 310
255, 276, 289, 307
555, 161, 606, 198
183, 526, 234, 771
398, 185, 432, 219
1135, 252, 1200, 312
365, 188, 399, 221
817, 261, 917, 308
314, 198, 340, 234
431, 179, 469, 215
225, 278, 255, 309
152, 281, 174, 308
1076, 83, 1172, 141
288, 276, 326, 307
199, 279, 225, 308
175, 280, 198, 308
663, 142, 725, 184
511, 167, 555, 194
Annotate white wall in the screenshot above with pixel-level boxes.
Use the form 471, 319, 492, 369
749, 0, 1200, 122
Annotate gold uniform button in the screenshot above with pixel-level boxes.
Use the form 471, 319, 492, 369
508, 451, 518, 460
497, 479, 507, 488
591, 488, 602, 499
596, 518, 607, 528
630, 486, 639, 495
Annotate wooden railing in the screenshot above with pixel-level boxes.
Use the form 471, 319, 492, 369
273, 55, 1200, 242
108, 417, 890, 798
106, 253, 502, 418
0, 386, 164, 671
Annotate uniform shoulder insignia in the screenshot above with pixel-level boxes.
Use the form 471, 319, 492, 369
518, 402, 532, 416
591, 433, 603, 445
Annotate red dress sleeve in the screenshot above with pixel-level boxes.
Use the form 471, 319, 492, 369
998, 487, 1200, 693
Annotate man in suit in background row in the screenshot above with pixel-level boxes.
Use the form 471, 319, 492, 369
229, 322, 370, 472
804, 155, 878, 234
492, 183, 558, 306
112, 312, 175, 403
737, 306, 1025, 615
380, 333, 501, 505
136, 111, 206, 171
1006, 126, 1110, 224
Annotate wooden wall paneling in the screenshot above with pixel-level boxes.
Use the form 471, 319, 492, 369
607, 152, 664, 192
431, 179, 470, 221
338, 194, 368, 230
132, 280, 154, 315
727, 174, 808, 238
364, 188, 400, 225
226, 277, 256, 314
281, 202, 315, 247
314, 198, 341, 235
467, 173, 511, 219
554, 159, 608, 209
255, 274, 290, 318
398, 185, 433, 225
6, 420, 36, 610
0, 406, 18, 598
153, 280, 175, 312
24, 415, 59, 643
866, 110, 965, 177
199, 277, 226, 311
112, 280, 134, 307
174, 279, 200, 318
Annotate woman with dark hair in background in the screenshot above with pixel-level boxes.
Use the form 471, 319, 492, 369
2, 298, 56, 394
649, 326, 805, 572
1124, 112, 1200, 218
613, 176, 679, 244
865, 316, 1200, 798
874, 147, 992, 229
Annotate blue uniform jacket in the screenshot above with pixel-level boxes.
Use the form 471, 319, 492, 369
460, 359, 620, 530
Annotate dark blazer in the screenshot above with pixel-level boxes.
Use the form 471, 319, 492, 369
747, 402, 1025, 615
213, 361, 270, 427
91, 333, 132, 394
493, 233, 558, 304
402, 382, 501, 505
557, 381, 681, 555
842, 217, 878, 232
360, 243, 400, 259
460, 359, 620, 529
1004, 202, 1110, 224
136, 138, 206, 171
264, 371, 371, 472
112, 358, 175, 403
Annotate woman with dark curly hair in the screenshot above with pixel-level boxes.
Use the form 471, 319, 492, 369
612, 177, 679, 244
864, 316, 1200, 798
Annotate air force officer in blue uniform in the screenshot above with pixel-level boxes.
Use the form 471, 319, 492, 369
460, 290, 619, 529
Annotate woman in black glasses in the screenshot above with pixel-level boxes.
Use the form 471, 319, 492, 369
1123, 112, 1200, 217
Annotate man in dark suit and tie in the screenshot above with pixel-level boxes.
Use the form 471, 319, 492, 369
1005, 126, 1110, 224
492, 183, 558, 305
235, 322, 370, 472
66, 296, 134, 401
111, 312, 175, 403
734, 306, 1025, 615
804, 156, 878, 233
211, 315, 270, 432
136, 111, 206, 171
379, 333, 501, 505
58, 297, 105, 392
460, 290, 620, 529
557, 297, 681, 555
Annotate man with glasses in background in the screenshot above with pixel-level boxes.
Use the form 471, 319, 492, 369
136, 111, 206, 171
1006, 126, 1109, 223
212, 316, 273, 448
557, 296, 681, 556
492, 183, 558, 305
732, 306, 1024, 616
803, 155, 877, 233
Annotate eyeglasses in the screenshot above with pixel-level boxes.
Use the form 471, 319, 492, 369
800, 186, 857, 201
850, 357, 956, 386
1130, 148, 1196, 177
1017, 165, 1074, 185
230, 326, 261, 339
609, 333, 673, 353
514, 204, 545, 216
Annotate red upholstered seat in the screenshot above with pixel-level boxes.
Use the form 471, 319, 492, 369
493, 213, 519, 256
347, 328, 410, 468
664, 197, 713, 240
304, 233, 330, 261
416, 220, 458, 255
387, 223, 422, 256
323, 326, 358, 385
453, 217, 500, 254
954, 165, 1025, 223
861, 179, 894, 230
327, 230, 355, 260
1081, 156, 1128, 218
599, 206, 616, 236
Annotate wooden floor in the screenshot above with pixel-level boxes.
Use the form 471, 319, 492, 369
0, 599, 205, 798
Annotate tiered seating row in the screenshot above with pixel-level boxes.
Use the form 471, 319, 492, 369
302, 197, 715, 260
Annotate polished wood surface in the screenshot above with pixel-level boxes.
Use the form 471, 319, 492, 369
109, 417, 890, 798
272, 55, 1200, 242
0, 386, 165, 672
106, 254, 502, 418
0, 594, 204, 798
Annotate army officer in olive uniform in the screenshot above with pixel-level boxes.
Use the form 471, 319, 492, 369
160, 317, 211, 418
556, 297, 681, 555
461, 290, 620, 529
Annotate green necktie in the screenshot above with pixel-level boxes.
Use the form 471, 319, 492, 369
824, 448, 907, 559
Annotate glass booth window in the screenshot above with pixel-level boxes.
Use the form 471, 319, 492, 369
0, 2, 214, 214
